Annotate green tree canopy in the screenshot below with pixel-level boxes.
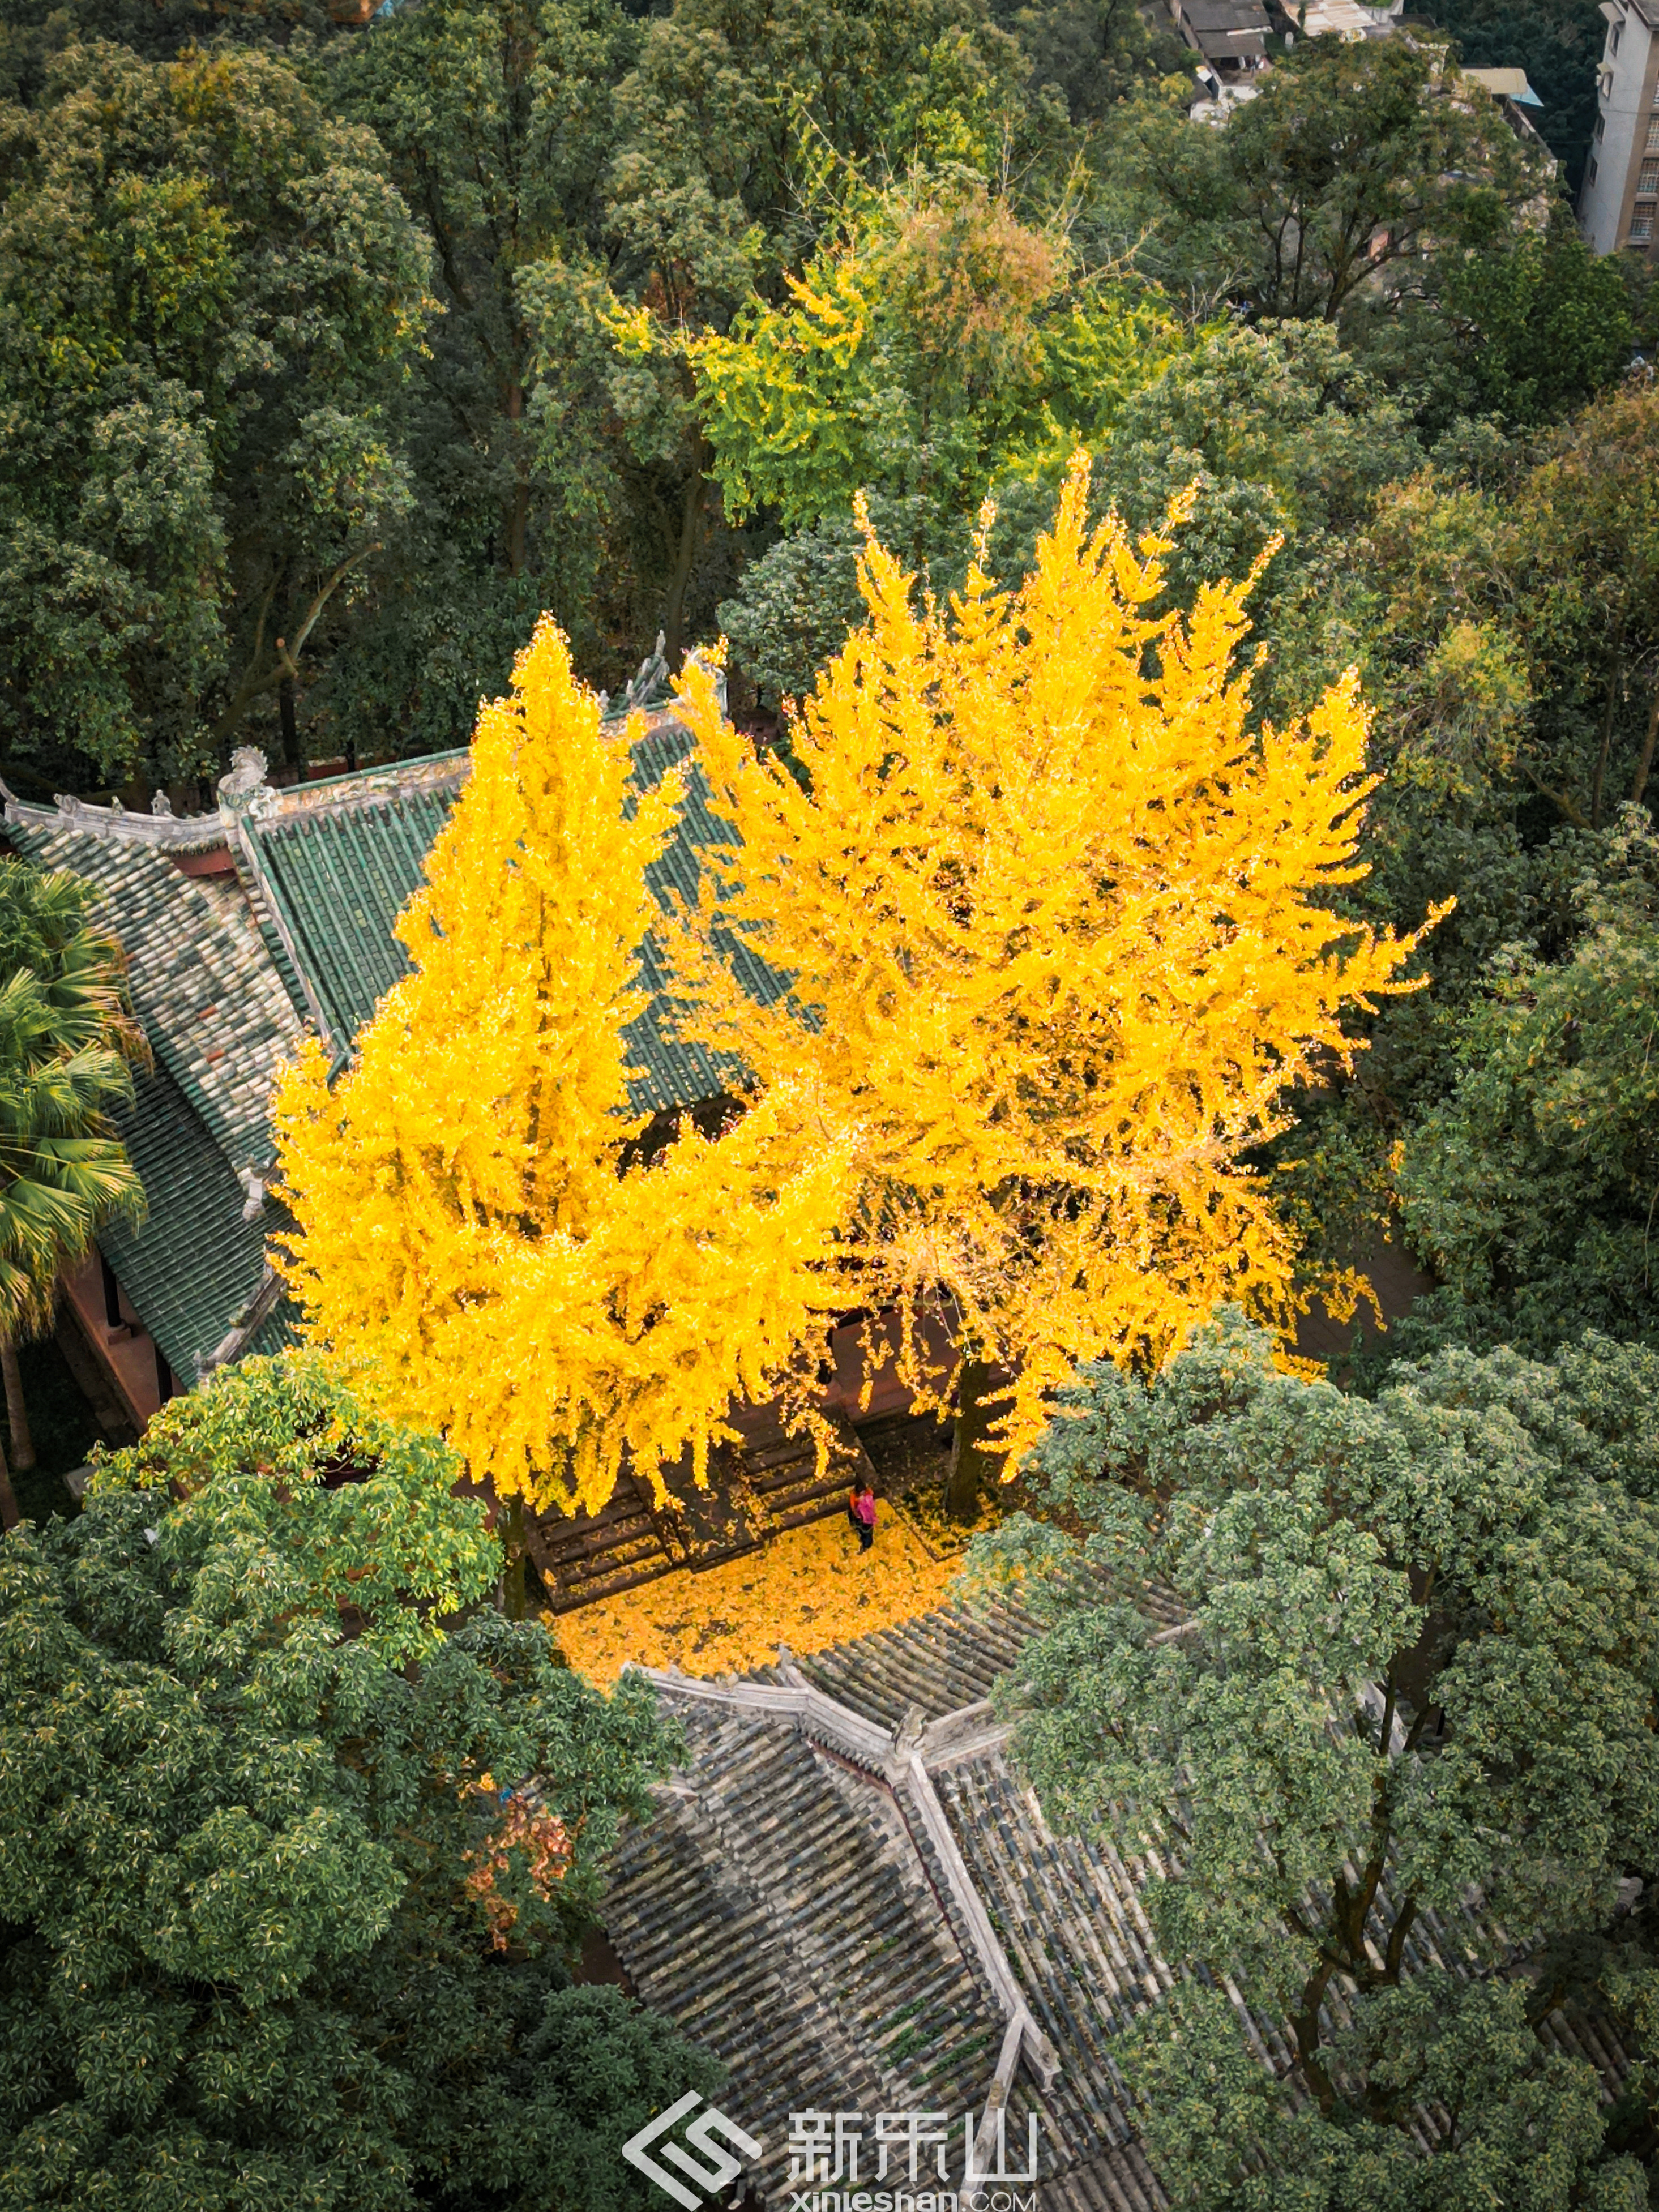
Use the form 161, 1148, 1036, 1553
1511, 382, 1659, 831
969, 1314, 1659, 2206
705, 170, 1192, 700
1399, 819, 1659, 1358
696, 175, 1185, 535
0, 0, 348, 105
322, 0, 649, 738
322, 0, 1067, 733
987, 0, 1187, 124
93, 1348, 503, 1657
0, 1351, 709, 2210
1436, 203, 1634, 425
1106, 37, 1545, 327
596, 0, 1065, 665
1217, 380, 1657, 1307
1094, 320, 1422, 618
0, 39, 434, 795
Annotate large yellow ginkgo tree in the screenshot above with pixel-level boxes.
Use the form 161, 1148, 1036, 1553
272, 619, 850, 1568
668, 456, 1443, 1512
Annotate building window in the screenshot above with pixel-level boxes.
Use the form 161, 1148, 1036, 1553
1597, 112, 1606, 140
1611, 20, 1622, 52
1648, 118, 1659, 152
1632, 206, 1656, 243
1588, 156, 1600, 187
1643, 160, 1659, 191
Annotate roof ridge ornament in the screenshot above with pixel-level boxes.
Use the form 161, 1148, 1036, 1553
36, 786, 217, 851
217, 746, 281, 822
619, 630, 670, 717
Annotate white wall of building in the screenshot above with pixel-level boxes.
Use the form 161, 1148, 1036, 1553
1579, 0, 1659, 255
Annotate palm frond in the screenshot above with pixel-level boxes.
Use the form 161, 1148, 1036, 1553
0, 861, 151, 1340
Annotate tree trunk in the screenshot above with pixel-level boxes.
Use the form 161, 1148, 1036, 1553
505, 379, 528, 579
1591, 611, 1625, 829
946, 1359, 1003, 1522
501, 1493, 528, 1621
2, 1340, 34, 1472
663, 460, 707, 668
1288, 1958, 1339, 2117
277, 656, 301, 775
1632, 684, 1659, 810
0, 1434, 18, 1532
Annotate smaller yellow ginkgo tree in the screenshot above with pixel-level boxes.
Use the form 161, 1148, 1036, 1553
273, 619, 850, 1583
668, 456, 1443, 1513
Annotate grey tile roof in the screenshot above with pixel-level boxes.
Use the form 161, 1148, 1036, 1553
756, 1599, 1061, 1728
608, 1702, 1000, 2121
2, 822, 304, 1174
606, 1601, 1167, 2212
745, 1585, 1185, 1731
609, 1595, 1633, 2212
98, 1064, 293, 1384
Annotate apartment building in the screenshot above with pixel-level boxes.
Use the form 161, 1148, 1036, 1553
1579, 0, 1659, 256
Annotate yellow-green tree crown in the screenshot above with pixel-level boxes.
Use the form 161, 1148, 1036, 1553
274, 619, 849, 1514
668, 455, 1443, 1468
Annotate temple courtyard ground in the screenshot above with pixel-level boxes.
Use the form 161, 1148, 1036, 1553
549, 1494, 997, 1685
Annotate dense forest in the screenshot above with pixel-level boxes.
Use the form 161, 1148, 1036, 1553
0, 0, 1634, 786
5, 6, 1659, 2206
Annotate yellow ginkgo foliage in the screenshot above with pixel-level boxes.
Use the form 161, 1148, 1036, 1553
668, 455, 1444, 1509
272, 618, 850, 1528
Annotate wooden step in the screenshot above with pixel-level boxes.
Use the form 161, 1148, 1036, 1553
544, 1554, 682, 1614
744, 1445, 819, 1495
652, 1443, 772, 1571
526, 1467, 685, 1612
769, 1491, 858, 1532
765, 1469, 856, 1523
752, 1408, 877, 1534
525, 1327, 962, 1620
536, 1507, 658, 1563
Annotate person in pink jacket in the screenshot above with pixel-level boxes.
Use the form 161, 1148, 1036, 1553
847, 1478, 876, 1552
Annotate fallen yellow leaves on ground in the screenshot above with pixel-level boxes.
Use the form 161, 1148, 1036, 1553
549, 1511, 958, 1688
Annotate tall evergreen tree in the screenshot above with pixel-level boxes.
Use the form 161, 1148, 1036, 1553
1, 1352, 709, 2211
972, 1315, 1659, 2206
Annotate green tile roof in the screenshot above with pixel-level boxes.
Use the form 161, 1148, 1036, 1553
99, 1064, 290, 1383
245, 722, 785, 1117
249, 784, 457, 1049
625, 722, 788, 1112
